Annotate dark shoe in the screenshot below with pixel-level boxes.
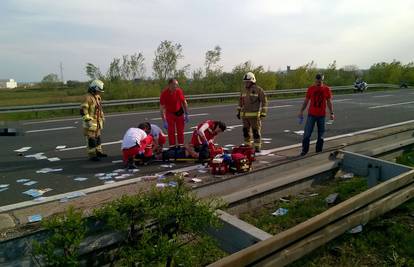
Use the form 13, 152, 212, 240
300, 152, 307, 157
96, 151, 108, 158
127, 162, 138, 169
89, 156, 100, 161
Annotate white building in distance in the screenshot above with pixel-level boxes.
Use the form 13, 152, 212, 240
0, 79, 18, 89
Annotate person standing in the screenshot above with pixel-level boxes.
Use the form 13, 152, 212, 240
298, 73, 335, 156
160, 78, 189, 147
237, 72, 268, 153
80, 80, 107, 161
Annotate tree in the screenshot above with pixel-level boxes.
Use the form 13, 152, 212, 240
205, 45, 222, 75
153, 40, 183, 81
126, 53, 146, 80
85, 63, 103, 80
41, 73, 60, 83
107, 58, 121, 81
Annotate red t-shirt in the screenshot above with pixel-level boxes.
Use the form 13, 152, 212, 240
190, 120, 217, 146
159, 88, 186, 113
306, 85, 332, 117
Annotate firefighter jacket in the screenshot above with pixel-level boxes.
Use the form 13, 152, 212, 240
80, 93, 104, 131
237, 84, 268, 118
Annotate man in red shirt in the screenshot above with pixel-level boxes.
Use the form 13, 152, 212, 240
159, 79, 189, 147
298, 73, 335, 156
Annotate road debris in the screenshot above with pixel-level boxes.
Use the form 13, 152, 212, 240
74, 177, 88, 182
340, 173, 354, 179
36, 168, 63, 174
191, 178, 202, 183
272, 208, 288, 216
325, 193, 339, 204
111, 160, 123, 164
14, 147, 32, 153
294, 130, 304, 136
0, 184, 9, 188
55, 145, 67, 150
47, 157, 61, 162
16, 179, 30, 183
27, 214, 42, 223
23, 181, 38, 186
348, 224, 363, 234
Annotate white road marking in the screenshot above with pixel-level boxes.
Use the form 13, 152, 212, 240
25, 126, 76, 133
261, 119, 414, 154
333, 99, 352, 102
369, 101, 414, 109
59, 124, 242, 151
267, 105, 292, 109
150, 113, 209, 121
372, 95, 392, 98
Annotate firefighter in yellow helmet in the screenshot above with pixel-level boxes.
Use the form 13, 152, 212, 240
80, 79, 107, 161
237, 72, 268, 153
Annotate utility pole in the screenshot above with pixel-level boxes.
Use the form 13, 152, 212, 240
59, 62, 65, 84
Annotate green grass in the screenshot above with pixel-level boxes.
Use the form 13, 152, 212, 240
396, 150, 414, 167
239, 176, 368, 235
289, 199, 414, 267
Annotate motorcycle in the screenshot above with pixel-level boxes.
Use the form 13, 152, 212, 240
354, 80, 368, 93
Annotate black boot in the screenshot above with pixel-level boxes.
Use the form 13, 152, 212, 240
96, 151, 108, 158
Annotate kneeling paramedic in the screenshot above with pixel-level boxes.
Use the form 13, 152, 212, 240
186, 120, 226, 161
121, 123, 153, 169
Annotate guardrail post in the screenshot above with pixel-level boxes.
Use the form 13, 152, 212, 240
367, 164, 380, 187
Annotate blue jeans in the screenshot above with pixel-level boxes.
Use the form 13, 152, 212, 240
301, 115, 325, 155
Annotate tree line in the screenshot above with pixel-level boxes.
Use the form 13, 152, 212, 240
41, 40, 414, 98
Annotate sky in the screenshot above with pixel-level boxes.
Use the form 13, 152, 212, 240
1, 0, 414, 82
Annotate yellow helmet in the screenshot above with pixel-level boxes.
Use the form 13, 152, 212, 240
243, 72, 256, 83
89, 79, 104, 93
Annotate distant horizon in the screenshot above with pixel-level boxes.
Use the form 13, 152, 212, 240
1, 0, 413, 82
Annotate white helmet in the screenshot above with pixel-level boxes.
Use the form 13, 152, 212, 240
243, 72, 256, 83
89, 79, 104, 93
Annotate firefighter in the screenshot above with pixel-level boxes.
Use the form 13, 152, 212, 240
160, 78, 189, 147
237, 72, 268, 153
80, 79, 107, 161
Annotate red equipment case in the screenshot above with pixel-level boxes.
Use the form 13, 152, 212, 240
232, 145, 255, 162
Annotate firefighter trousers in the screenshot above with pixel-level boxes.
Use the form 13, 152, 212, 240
84, 128, 103, 158
242, 117, 262, 150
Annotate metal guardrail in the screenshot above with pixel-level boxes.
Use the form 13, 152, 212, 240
0, 84, 400, 114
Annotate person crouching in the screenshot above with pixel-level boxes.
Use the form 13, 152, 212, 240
121, 123, 153, 169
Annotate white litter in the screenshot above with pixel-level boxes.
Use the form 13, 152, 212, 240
294, 130, 304, 136
55, 145, 67, 150
47, 157, 61, 162
16, 178, 30, 183
113, 169, 125, 173
267, 153, 275, 156
74, 177, 88, 182
14, 147, 32, 153
95, 173, 106, 177
191, 178, 202, 183
23, 181, 38, 186
262, 138, 272, 141
129, 169, 140, 173
341, 173, 354, 179
161, 164, 174, 168
263, 141, 271, 144
25, 153, 44, 158
198, 169, 207, 173
0, 184, 9, 188
309, 193, 319, 197
33, 197, 47, 202
272, 208, 288, 216
28, 214, 42, 223
225, 144, 235, 147
348, 225, 363, 234
112, 160, 123, 164
156, 183, 167, 188
104, 180, 115, 184
283, 130, 291, 133
59, 191, 86, 202
326, 120, 334, 125
0, 188, 8, 193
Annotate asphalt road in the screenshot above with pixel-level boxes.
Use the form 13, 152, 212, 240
1, 88, 414, 206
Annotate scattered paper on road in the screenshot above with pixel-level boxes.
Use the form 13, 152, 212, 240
59, 191, 86, 203
161, 164, 174, 168
263, 141, 271, 144
225, 144, 235, 147
348, 225, 363, 234
325, 193, 339, 204
156, 183, 167, 188
294, 130, 304, 136
95, 173, 106, 177
341, 173, 354, 179
104, 180, 115, 184
56, 145, 67, 150
262, 138, 272, 141
0, 184, 10, 188
33, 197, 47, 202
283, 130, 291, 133
14, 147, 32, 153
28, 214, 42, 223
191, 178, 202, 183
0, 188, 8, 193
23, 181, 38, 186
16, 178, 30, 183
47, 157, 61, 162
198, 169, 207, 173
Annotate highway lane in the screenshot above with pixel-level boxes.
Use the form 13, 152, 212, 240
0, 88, 413, 205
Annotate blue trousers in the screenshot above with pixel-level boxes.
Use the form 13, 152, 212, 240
301, 115, 325, 155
